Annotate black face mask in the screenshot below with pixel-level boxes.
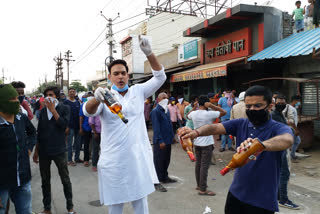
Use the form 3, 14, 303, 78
18, 95, 25, 104
246, 107, 270, 127
275, 104, 286, 112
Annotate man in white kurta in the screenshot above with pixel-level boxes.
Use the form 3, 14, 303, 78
83, 37, 165, 214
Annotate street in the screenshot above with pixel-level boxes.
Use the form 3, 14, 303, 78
9, 120, 320, 214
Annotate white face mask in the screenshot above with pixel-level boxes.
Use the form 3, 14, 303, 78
45, 97, 59, 120
159, 98, 169, 113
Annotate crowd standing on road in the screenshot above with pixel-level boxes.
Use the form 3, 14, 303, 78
0, 36, 308, 214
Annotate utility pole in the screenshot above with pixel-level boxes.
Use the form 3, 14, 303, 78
54, 53, 64, 88
64, 50, 75, 90
101, 12, 119, 74
2, 68, 5, 83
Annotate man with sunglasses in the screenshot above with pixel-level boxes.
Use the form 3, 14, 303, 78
179, 85, 294, 214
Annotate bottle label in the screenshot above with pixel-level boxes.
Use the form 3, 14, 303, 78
104, 91, 117, 106
248, 154, 256, 160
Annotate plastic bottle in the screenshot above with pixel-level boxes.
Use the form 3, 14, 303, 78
102, 88, 128, 124
220, 138, 265, 176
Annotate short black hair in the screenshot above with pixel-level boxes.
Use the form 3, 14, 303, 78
275, 94, 286, 102
108, 59, 129, 73
11, 81, 25, 88
44, 86, 60, 98
189, 95, 198, 103
245, 85, 272, 105
273, 91, 280, 96
68, 88, 76, 92
296, 1, 301, 5
291, 95, 301, 102
198, 95, 210, 106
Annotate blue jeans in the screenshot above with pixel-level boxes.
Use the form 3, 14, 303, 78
67, 128, 80, 162
279, 150, 290, 202
295, 20, 304, 31
290, 135, 301, 159
0, 181, 32, 214
221, 134, 232, 149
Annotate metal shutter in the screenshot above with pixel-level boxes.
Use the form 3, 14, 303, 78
302, 73, 320, 137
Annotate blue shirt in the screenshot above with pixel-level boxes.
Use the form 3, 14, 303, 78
222, 118, 293, 212
150, 105, 174, 145
79, 103, 91, 132
218, 97, 232, 121
64, 99, 80, 129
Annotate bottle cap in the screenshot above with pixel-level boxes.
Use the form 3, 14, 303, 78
220, 167, 230, 176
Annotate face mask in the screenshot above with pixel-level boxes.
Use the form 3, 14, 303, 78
246, 107, 270, 127
0, 84, 19, 115
112, 84, 129, 92
275, 104, 286, 112
295, 102, 301, 108
159, 99, 169, 113
18, 95, 25, 104
0, 101, 20, 115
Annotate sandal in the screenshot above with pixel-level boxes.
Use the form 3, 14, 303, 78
84, 161, 89, 167
198, 190, 216, 196
68, 161, 76, 167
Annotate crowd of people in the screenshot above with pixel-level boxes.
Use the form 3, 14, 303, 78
0, 36, 303, 214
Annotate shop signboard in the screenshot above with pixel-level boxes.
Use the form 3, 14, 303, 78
178, 39, 198, 63
170, 65, 227, 83
203, 27, 252, 63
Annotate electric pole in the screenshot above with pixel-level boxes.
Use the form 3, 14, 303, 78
2, 68, 5, 83
64, 50, 75, 90
54, 53, 64, 88
100, 12, 119, 61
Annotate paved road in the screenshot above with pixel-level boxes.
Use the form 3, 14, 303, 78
9, 119, 320, 213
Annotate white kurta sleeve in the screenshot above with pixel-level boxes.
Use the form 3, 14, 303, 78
83, 101, 104, 117
139, 66, 166, 99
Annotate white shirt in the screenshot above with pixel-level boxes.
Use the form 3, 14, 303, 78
283, 104, 298, 126
188, 110, 220, 146
83, 67, 166, 206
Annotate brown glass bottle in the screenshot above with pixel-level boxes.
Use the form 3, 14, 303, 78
220, 138, 265, 176
179, 136, 196, 162
102, 89, 128, 124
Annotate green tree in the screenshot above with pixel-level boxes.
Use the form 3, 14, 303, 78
70, 80, 87, 92
0, 79, 3, 84
36, 81, 56, 95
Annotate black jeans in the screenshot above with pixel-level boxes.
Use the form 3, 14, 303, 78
225, 191, 274, 214
81, 131, 92, 162
39, 152, 73, 211
153, 143, 171, 182
92, 133, 101, 167
194, 145, 213, 191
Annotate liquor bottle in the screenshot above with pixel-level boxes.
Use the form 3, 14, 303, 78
220, 138, 265, 176
102, 89, 128, 124
179, 136, 196, 162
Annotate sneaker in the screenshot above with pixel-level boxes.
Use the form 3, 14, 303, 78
219, 148, 225, 152
162, 177, 177, 183
279, 200, 300, 210
92, 167, 97, 172
155, 184, 167, 192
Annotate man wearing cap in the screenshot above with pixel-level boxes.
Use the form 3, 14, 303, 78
230, 91, 247, 120
0, 84, 36, 214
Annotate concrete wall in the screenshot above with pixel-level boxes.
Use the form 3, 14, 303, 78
147, 12, 204, 56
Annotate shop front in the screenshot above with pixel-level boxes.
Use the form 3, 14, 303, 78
175, 4, 288, 98
247, 28, 320, 143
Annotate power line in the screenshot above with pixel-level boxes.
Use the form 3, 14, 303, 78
113, 18, 150, 35
71, 39, 106, 68
74, 26, 107, 61
114, 12, 145, 25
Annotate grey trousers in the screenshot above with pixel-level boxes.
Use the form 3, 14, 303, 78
195, 145, 213, 192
